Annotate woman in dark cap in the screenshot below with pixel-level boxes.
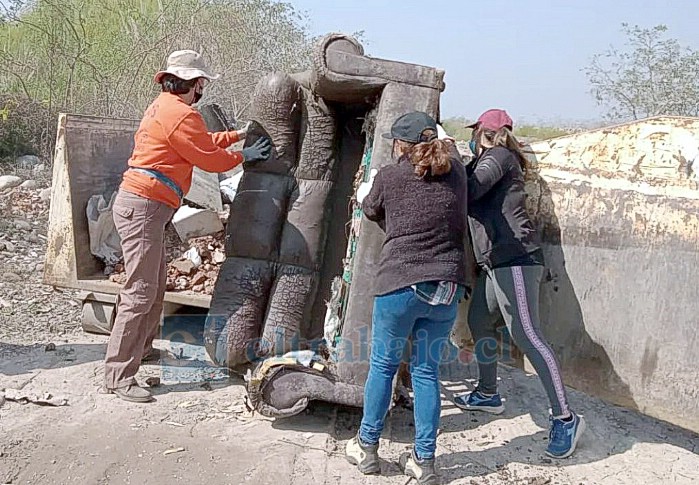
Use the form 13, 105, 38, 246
345, 111, 470, 485
454, 109, 585, 459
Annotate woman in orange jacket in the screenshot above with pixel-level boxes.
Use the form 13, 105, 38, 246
104, 50, 271, 403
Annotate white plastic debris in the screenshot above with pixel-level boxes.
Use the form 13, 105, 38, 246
183, 247, 202, 268
283, 350, 316, 367
86, 192, 122, 265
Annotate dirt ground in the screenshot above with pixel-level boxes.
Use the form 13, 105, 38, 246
2, 336, 699, 485
2, 178, 699, 485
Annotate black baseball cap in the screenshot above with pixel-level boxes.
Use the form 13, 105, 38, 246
382, 111, 438, 143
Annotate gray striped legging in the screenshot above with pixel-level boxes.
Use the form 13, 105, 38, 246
468, 264, 570, 417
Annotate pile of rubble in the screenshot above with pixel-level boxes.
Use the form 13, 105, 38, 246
108, 230, 226, 296
0, 170, 83, 344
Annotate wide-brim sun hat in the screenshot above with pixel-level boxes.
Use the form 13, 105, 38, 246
154, 50, 219, 83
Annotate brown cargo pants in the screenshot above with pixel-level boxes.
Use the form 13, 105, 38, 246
104, 190, 175, 389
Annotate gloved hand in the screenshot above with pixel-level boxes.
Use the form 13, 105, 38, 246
356, 168, 378, 204
242, 137, 272, 163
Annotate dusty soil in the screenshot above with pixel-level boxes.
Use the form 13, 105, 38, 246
2, 175, 699, 485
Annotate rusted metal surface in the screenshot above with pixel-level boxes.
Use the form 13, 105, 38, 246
522, 116, 699, 433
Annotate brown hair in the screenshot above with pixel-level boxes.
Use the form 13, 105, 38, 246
477, 126, 529, 173
394, 129, 452, 178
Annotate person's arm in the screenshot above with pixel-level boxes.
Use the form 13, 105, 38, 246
361, 169, 385, 226
210, 130, 243, 148
167, 112, 244, 172
468, 151, 509, 202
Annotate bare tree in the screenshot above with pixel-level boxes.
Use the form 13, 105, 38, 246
585, 24, 699, 120
0, 0, 316, 161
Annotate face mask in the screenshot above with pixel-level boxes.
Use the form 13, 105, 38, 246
193, 87, 203, 104
469, 139, 478, 157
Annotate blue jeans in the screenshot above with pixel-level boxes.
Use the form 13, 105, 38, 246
359, 286, 459, 460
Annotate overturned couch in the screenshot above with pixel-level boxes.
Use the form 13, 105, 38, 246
203, 33, 446, 416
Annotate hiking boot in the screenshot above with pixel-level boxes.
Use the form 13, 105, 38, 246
345, 434, 380, 474
546, 412, 585, 458
399, 449, 439, 485
109, 384, 154, 403
453, 390, 505, 414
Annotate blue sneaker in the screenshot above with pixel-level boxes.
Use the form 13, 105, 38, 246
546, 412, 585, 458
453, 390, 505, 415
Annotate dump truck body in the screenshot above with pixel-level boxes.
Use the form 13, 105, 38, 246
522, 116, 699, 433
44, 114, 218, 332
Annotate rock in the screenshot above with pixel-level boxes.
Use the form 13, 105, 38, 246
192, 284, 204, 292
14, 220, 32, 231
1, 241, 16, 252
36, 263, 44, 273
212, 249, 226, 264
33, 163, 47, 173
171, 206, 224, 242
191, 272, 207, 286
16, 154, 41, 169
20, 179, 38, 190
0, 175, 22, 190
27, 232, 39, 243
172, 259, 195, 275
3, 272, 21, 283
39, 187, 52, 203
145, 377, 161, 387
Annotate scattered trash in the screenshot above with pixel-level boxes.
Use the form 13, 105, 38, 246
3, 389, 68, 406
163, 447, 186, 456
163, 421, 185, 427
283, 350, 316, 367
145, 377, 161, 387
45, 343, 56, 352
183, 247, 202, 268
110, 232, 225, 295
86, 193, 122, 267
